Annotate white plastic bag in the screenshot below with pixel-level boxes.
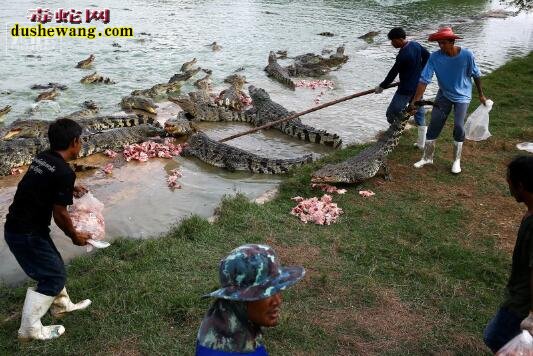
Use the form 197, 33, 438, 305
69, 192, 107, 252
496, 330, 533, 356
465, 99, 494, 141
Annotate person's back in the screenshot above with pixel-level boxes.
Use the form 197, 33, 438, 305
6, 150, 75, 234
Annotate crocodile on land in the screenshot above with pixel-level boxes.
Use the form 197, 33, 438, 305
131, 82, 182, 98
182, 132, 312, 174
0, 124, 165, 176
81, 72, 116, 84
311, 101, 435, 184
264, 51, 296, 90
247, 86, 342, 148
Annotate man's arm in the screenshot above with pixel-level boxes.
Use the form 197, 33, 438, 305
407, 82, 428, 113
379, 61, 400, 89
473, 77, 487, 105
52, 204, 89, 246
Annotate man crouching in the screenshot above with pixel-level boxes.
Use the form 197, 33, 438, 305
4, 118, 92, 341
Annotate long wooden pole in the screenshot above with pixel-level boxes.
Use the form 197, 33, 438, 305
219, 82, 399, 143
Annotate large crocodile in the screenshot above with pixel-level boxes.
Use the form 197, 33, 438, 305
169, 92, 249, 123
36, 88, 59, 102
264, 51, 296, 90
182, 132, 312, 174
287, 46, 348, 77
120, 95, 158, 115
247, 86, 342, 148
217, 74, 247, 111
0, 114, 159, 140
131, 82, 182, 98
80, 72, 116, 84
0, 124, 164, 176
311, 102, 435, 184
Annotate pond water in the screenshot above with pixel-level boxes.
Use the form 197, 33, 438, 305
0, 0, 531, 284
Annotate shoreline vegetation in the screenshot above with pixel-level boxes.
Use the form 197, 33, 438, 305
1, 52, 532, 355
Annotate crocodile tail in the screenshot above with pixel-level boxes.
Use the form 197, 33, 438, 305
279, 122, 343, 148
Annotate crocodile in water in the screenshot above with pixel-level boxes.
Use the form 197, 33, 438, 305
264, 51, 296, 90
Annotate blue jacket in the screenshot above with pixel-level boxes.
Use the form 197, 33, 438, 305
380, 41, 429, 95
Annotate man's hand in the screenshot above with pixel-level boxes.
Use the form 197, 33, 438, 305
479, 95, 487, 106
407, 102, 417, 115
72, 231, 90, 246
73, 185, 88, 198
374, 85, 384, 94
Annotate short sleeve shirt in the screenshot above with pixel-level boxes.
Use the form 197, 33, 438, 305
5, 150, 75, 234
501, 215, 533, 318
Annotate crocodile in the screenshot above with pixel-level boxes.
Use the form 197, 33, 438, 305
288, 46, 348, 76
120, 95, 158, 115
209, 42, 222, 51
276, 50, 288, 59
181, 58, 197, 72
217, 75, 248, 111
59, 100, 100, 120
182, 132, 313, 174
318, 32, 335, 37
194, 73, 212, 90
81, 72, 116, 84
248, 86, 342, 148
264, 51, 296, 90
1, 114, 159, 140
36, 88, 59, 102
358, 31, 380, 42
168, 68, 202, 83
0, 124, 165, 176
0, 105, 12, 119
311, 101, 435, 184
169, 92, 249, 123
223, 74, 246, 84
131, 82, 182, 98
164, 116, 197, 136
76, 54, 95, 69
30, 83, 68, 90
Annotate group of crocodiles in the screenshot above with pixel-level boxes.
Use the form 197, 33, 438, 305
265, 45, 349, 89
1, 49, 423, 184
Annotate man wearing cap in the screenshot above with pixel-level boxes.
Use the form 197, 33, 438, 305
375, 27, 430, 149
195, 244, 305, 355
409, 27, 487, 174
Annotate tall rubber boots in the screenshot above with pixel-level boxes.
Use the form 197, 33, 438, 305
413, 126, 427, 149
50, 287, 92, 318
18, 288, 65, 341
413, 140, 435, 168
451, 141, 463, 174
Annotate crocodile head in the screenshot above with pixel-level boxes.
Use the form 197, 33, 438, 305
80, 72, 100, 84
168, 95, 198, 117
311, 163, 351, 183
120, 95, 158, 115
2, 119, 49, 140
268, 51, 278, 65
164, 114, 196, 136
82, 100, 99, 112
248, 85, 270, 106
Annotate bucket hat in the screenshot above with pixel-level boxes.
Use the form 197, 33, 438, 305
206, 244, 305, 301
428, 27, 462, 41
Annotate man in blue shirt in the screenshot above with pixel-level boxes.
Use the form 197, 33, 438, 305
376, 27, 430, 149
409, 27, 487, 174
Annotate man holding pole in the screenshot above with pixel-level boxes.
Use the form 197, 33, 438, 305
4, 118, 92, 341
375, 27, 430, 149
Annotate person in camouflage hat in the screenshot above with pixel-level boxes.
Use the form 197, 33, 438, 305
195, 244, 305, 355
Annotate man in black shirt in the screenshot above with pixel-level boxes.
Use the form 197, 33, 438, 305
484, 156, 533, 352
375, 27, 429, 149
4, 118, 92, 341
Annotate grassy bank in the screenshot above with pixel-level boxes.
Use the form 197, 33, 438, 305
1, 52, 532, 355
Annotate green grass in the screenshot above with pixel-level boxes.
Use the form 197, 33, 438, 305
1, 52, 532, 355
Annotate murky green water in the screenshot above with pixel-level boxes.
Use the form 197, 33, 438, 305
0, 0, 531, 284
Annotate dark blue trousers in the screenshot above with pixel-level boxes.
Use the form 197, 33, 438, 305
484, 307, 523, 353
4, 229, 66, 296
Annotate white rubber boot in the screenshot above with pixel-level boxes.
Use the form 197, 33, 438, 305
18, 288, 65, 341
50, 287, 92, 318
451, 141, 463, 174
414, 140, 435, 168
413, 126, 427, 149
